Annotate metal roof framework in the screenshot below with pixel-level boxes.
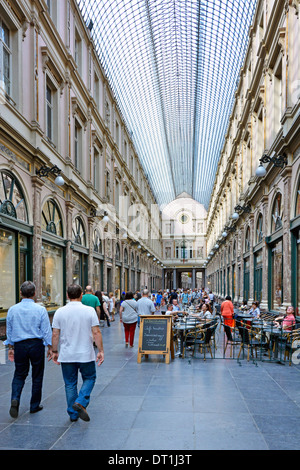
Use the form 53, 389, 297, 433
77, 0, 258, 209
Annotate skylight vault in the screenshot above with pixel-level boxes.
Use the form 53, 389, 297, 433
77, 0, 258, 209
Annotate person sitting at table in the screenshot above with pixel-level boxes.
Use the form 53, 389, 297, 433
274, 306, 296, 331
201, 303, 213, 320
248, 301, 260, 318
166, 303, 174, 314
172, 299, 180, 312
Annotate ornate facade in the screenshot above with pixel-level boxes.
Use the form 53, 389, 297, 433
205, 0, 300, 314
0, 0, 162, 327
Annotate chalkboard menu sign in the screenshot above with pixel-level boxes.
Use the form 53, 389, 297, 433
137, 315, 174, 363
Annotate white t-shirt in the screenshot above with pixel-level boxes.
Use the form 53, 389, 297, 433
136, 297, 155, 315
52, 301, 100, 363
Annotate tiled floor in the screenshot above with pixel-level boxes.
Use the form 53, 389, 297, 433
0, 316, 300, 450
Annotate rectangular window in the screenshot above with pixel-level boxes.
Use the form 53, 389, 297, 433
254, 250, 263, 302
46, 84, 53, 141
93, 147, 100, 192
74, 29, 82, 72
1, 20, 11, 96
243, 257, 250, 301
93, 259, 102, 292
74, 120, 82, 171
105, 171, 110, 202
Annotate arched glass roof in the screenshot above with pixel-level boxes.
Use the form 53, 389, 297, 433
77, 0, 258, 209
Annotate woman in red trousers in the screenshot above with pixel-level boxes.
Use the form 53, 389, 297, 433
119, 292, 138, 348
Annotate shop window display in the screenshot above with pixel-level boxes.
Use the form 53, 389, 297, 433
41, 242, 63, 309
0, 229, 15, 316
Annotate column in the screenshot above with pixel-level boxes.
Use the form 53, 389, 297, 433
31, 176, 43, 301
192, 268, 196, 289
65, 200, 74, 289
282, 166, 293, 308
173, 268, 177, 290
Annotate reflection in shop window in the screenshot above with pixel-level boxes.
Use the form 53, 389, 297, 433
41, 243, 63, 309
93, 259, 102, 291
0, 229, 15, 315
271, 239, 283, 311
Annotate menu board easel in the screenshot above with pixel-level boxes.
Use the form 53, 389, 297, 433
137, 315, 174, 363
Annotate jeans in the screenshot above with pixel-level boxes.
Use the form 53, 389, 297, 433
61, 362, 96, 420
12, 339, 45, 411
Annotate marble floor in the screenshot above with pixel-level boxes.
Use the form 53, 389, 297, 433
0, 316, 300, 451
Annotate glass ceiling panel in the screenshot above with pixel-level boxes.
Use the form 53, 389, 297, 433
77, 0, 258, 209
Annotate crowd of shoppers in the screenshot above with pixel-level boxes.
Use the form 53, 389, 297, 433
4, 281, 298, 422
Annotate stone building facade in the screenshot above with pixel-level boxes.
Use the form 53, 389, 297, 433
0, 0, 162, 329
205, 0, 300, 314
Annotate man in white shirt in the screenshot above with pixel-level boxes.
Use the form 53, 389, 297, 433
136, 289, 155, 325
51, 284, 104, 422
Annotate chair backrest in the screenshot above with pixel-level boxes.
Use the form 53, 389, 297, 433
237, 324, 250, 344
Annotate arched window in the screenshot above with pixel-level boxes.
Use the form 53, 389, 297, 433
137, 255, 140, 269
115, 243, 120, 261
256, 213, 263, 244
271, 193, 283, 232
131, 252, 135, 267
41, 199, 63, 237
124, 247, 128, 264
245, 226, 251, 252
93, 230, 102, 253
0, 171, 28, 222
72, 216, 86, 246
233, 240, 236, 259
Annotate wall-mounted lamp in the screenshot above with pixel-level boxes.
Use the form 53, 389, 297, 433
36, 165, 65, 186
232, 204, 251, 220
222, 225, 236, 237
256, 152, 287, 178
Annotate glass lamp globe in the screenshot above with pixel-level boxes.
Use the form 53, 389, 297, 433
54, 175, 65, 186
256, 164, 267, 177
232, 212, 239, 220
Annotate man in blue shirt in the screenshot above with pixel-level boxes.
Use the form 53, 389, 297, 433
5, 281, 52, 418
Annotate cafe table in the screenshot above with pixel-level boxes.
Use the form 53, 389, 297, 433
250, 321, 287, 361
173, 318, 202, 356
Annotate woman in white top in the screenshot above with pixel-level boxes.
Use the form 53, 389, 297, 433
249, 301, 260, 318
119, 292, 138, 348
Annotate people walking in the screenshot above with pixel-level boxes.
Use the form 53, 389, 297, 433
51, 284, 104, 422
136, 289, 155, 325
81, 285, 100, 319
108, 292, 116, 321
95, 291, 111, 327
5, 281, 52, 418
119, 292, 138, 347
